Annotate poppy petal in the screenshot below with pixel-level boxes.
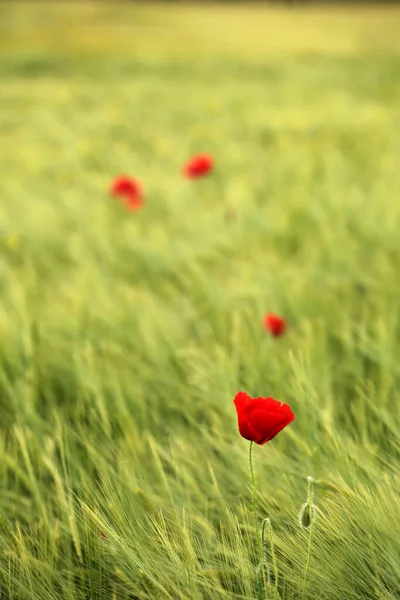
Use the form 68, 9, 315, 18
233, 392, 261, 442
110, 175, 143, 211
125, 194, 143, 211
244, 398, 295, 444
263, 314, 287, 337
182, 153, 214, 179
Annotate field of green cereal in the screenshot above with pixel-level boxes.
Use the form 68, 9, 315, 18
1, 2, 400, 598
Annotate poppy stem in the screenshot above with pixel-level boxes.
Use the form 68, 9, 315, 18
248, 441, 261, 555
260, 518, 270, 595
267, 518, 279, 597
302, 476, 315, 598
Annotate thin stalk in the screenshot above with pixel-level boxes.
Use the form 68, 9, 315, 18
268, 518, 279, 598
249, 441, 265, 599
260, 518, 271, 595
302, 476, 314, 598
249, 441, 260, 554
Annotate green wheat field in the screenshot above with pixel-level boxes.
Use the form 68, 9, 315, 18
1, 2, 400, 598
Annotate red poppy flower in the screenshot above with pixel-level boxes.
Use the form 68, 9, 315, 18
182, 153, 214, 179
110, 175, 143, 211
233, 392, 294, 445
124, 193, 144, 212
263, 313, 287, 337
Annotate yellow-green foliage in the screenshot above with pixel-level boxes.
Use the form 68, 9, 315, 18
1, 3, 400, 599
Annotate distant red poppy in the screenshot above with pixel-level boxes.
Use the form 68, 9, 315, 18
234, 392, 294, 445
182, 153, 214, 179
110, 175, 143, 211
263, 313, 287, 337
124, 193, 144, 212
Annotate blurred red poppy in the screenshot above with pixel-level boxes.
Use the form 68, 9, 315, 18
263, 313, 286, 337
182, 153, 214, 179
124, 193, 144, 212
234, 392, 294, 445
110, 175, 143, 210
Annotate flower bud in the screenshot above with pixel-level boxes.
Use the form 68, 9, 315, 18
298, 476, 317, 528
298, 502, 317, 529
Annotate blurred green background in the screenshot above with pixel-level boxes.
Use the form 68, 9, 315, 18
1, 3, 400, 599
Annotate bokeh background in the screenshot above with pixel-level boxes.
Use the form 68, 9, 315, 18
1, 2, 400, 600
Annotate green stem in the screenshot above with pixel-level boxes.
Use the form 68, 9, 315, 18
250, 442, 267, 599
249, 441, 260, 554
268, 518, 279, 598
260, 518, 270, 595
302, 476, 314, 598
